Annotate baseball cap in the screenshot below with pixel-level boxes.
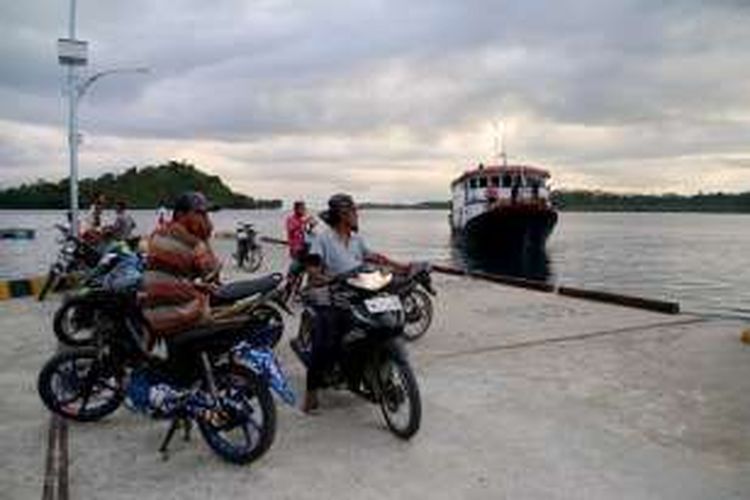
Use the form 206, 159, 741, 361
327, 193, 355, 212
319, 193, 356, 225
173, 191, 214, 214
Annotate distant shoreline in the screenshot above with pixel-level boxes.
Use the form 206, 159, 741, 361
2, 206, 749, 214
359, 190, 750, 213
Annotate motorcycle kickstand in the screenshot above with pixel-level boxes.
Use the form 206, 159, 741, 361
183, 419, 192, 442
159, 417, 188, 461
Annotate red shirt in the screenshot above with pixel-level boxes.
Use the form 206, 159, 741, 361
286, 213, 307, 258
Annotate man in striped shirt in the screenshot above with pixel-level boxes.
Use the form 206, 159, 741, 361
140, 192, 220, 338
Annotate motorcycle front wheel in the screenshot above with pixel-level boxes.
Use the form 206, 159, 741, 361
37, 347, 123, 422
197, 367, 276, 465
377, 353, 421, 439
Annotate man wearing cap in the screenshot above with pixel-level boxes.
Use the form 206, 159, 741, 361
301, 193, 408, 412
140, 192, 220, 340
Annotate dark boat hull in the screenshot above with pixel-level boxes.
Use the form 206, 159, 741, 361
455, 206, 557, 249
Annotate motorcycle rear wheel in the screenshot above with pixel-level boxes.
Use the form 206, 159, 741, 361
53, 297, 104, 346
402, 289, 433, 341
197, 367, 276, 465
241, 247, 263, 273
37, 348, 123, 422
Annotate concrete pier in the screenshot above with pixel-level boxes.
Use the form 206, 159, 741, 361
1, 244, 749, 499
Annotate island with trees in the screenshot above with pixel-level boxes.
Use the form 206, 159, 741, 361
0, 161, 282, 210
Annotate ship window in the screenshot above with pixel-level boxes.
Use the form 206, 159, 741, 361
502, 174, 512, 187
478, 177, 488, 188
469, 178, 477, 188
490, 176, 500, 187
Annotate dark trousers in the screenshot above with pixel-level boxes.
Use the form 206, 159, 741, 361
306, 306, 348, 391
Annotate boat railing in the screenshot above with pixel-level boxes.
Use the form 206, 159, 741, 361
466, 186, 550, 203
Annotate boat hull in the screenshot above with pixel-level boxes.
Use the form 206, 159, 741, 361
454, 205, 557, 249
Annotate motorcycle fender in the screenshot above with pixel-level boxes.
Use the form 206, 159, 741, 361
383, 337, 409, 361
368, 338, 409, 399
421, 282, 437, 296
232, 344, 296, 406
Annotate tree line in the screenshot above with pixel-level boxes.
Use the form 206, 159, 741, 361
0, 161, 282, 210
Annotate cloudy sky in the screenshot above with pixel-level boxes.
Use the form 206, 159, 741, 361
1, 0, 749, 202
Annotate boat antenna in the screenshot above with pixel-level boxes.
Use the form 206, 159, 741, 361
492, 120, 508, 167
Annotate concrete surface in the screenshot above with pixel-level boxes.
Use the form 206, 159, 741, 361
1, 243, 749, 499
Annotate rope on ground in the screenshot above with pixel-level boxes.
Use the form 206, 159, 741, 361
427, 317, 708, 361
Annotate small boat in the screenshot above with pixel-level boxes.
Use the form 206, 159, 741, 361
450, 162, 557, 248
0, 228, 35, 240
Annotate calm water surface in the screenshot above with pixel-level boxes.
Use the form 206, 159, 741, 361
1, 209, 748, 318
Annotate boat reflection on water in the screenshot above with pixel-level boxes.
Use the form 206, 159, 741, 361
450, 236, 551, 282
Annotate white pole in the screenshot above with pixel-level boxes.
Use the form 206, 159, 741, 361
66, 0, 80, 235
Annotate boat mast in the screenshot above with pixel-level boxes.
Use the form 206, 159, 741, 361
492, 120, 508, 167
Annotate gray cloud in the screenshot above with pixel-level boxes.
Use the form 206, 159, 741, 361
1, 0, 750, 199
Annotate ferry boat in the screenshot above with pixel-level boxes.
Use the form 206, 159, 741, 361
450, 162, 557, 248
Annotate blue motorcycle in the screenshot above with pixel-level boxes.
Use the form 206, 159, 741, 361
38, 282, 295, 464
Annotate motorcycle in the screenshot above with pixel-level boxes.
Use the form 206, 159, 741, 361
290, 265, 422, 439
37, 284, 295, 464
51, 241, 145, 345
387, 262, 436, 341
38, 224, 102, 301
54, 256, 289, 349
234, 222, 263, 272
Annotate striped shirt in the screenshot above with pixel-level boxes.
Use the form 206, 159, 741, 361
140, 222, 219, 336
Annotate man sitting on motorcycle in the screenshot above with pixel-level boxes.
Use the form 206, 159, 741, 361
140, 192, 220, 342
302, 193, 408, 413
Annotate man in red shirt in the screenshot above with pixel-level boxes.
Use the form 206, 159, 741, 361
286, 201, 314, 258
283, 200, 315, 301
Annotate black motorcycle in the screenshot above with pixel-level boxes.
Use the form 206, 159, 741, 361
52, 243, 145, 346
290, 266, 422, 439
38, 224, 102, 301
387, 262, 436, 341
54, 259, 288, 349
38, 285, 295, 464
234, 222, 263, 272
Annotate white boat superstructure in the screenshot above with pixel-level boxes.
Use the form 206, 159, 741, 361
450, 164, 553, 232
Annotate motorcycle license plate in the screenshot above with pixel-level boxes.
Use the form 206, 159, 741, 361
364, 295, 402, 313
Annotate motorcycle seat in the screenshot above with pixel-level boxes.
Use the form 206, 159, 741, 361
211, 273, 282, 306
167, 315, 281, 353
166, 317, 247, 351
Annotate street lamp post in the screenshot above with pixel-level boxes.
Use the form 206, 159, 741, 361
58, 0, 83, 235
68, 67, 149, 235
57, 0, 148, 235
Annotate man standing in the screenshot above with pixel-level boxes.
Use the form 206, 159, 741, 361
284, 200, 316, 300
155, 201, 169, 231
140, 192, 220, 339
86, 193, 106, 232
106, 201, 137, 241
301, 193, 408, 412
285, 201, 315, 260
